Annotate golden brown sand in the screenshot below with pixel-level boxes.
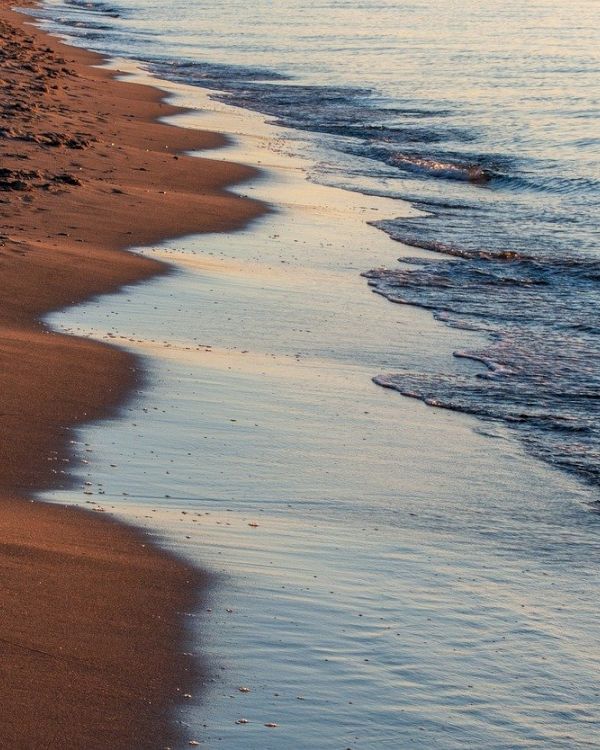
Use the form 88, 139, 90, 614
0, 2, 266, 746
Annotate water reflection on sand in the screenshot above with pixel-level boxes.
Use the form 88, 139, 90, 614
45, 74, 600, 749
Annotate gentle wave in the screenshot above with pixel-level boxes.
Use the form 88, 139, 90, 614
389, 153, 494, 183
63, 0, 122, 17
37, 0, 600, 491
365, 247, 600, 486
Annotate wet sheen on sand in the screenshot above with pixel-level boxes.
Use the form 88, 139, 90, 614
45, 74, 600, 749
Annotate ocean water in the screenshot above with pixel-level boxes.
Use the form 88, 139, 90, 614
43, 124, 600, 747
29, 2, 600, 749
36, 0, 600, 486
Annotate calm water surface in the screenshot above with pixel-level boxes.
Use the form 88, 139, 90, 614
32, 1, 600, 748
38, 0, 600, 485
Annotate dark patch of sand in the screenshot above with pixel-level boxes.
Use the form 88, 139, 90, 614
0, 2, 266, 746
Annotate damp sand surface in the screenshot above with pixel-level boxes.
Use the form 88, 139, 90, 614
43, 72, 600, 750
0, 5, 263, 747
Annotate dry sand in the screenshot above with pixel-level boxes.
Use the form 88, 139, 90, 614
0, 2, 265, 746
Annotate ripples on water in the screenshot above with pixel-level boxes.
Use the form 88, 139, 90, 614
38, 0, 599, 486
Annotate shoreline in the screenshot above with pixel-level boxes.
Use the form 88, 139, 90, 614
42, 69, 600, 748
0, 2, 266, 746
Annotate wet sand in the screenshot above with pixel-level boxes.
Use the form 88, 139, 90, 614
0, 2, 264, 747
44, 72, 600, 748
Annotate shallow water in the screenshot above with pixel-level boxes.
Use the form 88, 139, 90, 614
35, 0, 600, 485
29, 0, 600, 745
38, 67, 600, 747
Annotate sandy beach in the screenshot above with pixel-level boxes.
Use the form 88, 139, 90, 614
0, 2, 264, 746
44, 70, 599, 748
3, 1, 599, 748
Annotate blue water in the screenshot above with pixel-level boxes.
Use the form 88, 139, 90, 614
29, 2, 600, 747
36, 0, 600, 487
